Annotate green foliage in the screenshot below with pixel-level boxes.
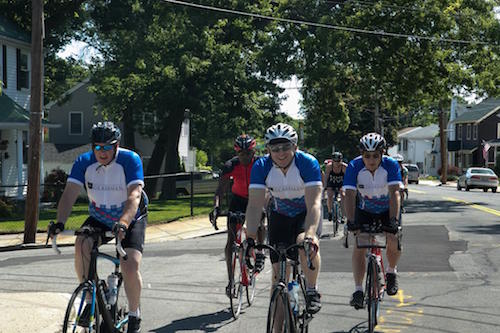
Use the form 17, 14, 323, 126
0, 198, 14, 219
196, 149, 209, 169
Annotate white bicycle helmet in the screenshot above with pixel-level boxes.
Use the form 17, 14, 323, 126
265, 123, 298, 145
359, 132, 386, 152
393, 154, 404, 162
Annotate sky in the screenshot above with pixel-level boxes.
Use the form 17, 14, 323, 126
58, 40, 304, 120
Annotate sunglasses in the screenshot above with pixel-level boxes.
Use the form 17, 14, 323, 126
362, 152, 381, 160
269, 142, 294, 153
93, 144, 115, 151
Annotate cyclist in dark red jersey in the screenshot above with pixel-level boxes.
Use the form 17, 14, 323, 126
212, 134, 266, 297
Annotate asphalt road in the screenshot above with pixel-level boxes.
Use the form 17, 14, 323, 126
1, 183, 500, 332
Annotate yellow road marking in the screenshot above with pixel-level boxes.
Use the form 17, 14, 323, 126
443, 196, 500, 217
377, 290, 423, 332
408, 188, 426, 194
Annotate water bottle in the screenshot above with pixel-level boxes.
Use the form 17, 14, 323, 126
106, 273, 119, 305
287, 281, 299, 315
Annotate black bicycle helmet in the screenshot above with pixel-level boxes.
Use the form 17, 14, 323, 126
359, 133, 386, 152
91, 121, 121, 144
332, 152, 343, 161
234, 134, 256, 151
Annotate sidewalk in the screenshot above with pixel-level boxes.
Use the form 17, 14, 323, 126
0, 216, 225, 333
417, 179, 457, 188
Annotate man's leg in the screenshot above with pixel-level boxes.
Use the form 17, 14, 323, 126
74, 235, 93, 282
350, 246, 366, 309
297, 233, 321, 314
121, 249, 143, 312
225, 220, 237, 295
326, 188, 334, 221
385, 232, 401, 295
254, 216, 267, 272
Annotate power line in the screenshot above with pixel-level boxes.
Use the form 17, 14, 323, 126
163, 0, 497, 46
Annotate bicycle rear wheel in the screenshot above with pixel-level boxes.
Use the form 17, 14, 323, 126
229, 245, 244, 319
63, 282, 100, 333
266, 287, 293, 333
296, 275, 310, 333
366, 260, 379, 333
333, 202, 339, 237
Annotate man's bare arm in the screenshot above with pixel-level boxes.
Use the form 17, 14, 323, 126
56, 182, 82, 224
388, 184, 400, 220
119, 184, 143, 227
344, 189, 357, 221
246, 188, 266, 238
304, 185, 323, 237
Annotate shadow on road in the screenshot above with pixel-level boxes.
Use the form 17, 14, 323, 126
329, 321, 368, 333
151, 309, 233, 332
457, 224, 500, 234
403, 199, 469, 214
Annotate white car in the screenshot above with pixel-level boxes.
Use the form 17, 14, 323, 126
457, 167, 498, 192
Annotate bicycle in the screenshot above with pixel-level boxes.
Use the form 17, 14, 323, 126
345, 222, 388, 333
226, 211, 259, 319
247, 241, 316, 333
332, 191, 343, 237
49, 222, 129, 333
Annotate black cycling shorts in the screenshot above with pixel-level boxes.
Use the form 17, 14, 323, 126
268, 210, 322, 263
355, 207, 390, 229
227, 194, 248, 225
81, 215, 147, 253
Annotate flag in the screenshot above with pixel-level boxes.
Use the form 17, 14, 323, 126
483, 140, 491, 161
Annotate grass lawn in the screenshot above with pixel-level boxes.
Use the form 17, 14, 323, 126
0, 194, 213, 234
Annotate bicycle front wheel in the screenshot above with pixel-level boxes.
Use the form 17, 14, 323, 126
366, 260, 379, 333
267, 287, 294, 333
229, 245, 244, 319
246, 268, 257, 306
110, 277, 129, 332
62, 282, 100, 333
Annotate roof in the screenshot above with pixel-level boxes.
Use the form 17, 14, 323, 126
451, 98, 500, 124
397, 127, 418, 136
45, 78, 90, 110
0, 91, 57, 128
0, 15, 30, 44
43, 143, 92, 164
399, 124, 439, 140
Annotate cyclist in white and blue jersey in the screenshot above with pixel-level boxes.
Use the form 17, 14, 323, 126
343, 132, 402, 309
245, 123, 323, 314
49, 122, 147, 333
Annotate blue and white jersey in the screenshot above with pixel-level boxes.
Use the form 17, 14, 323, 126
342, 156, 402, 214
249, 150, 322, 217
67, 148, 146, 228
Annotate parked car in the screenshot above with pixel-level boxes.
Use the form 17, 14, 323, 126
403, 164, 419, 184
175, 170, 219, 196
457, 167, 498, 192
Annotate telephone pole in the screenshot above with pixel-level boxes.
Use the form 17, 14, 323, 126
24, 0, 44, 243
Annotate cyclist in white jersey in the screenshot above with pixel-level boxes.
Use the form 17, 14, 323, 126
48, 122, 147, 333
343, 133, 402, 309
246, 123, 323, 314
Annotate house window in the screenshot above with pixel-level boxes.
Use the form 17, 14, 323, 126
457, 124, 462, 140
466, 124, 471, 140
472, 124, 477, 140
402, 139, 408, 151
2, 45, 6, 88
69, 112, 83, 135
16, 49, 29, 90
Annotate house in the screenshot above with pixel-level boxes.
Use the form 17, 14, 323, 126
447, 98, 500, 170
46, 79, 195, 175
393, 124, 439, 174
0, 16, 56, 198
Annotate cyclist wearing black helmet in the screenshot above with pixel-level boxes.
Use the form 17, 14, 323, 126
323, 151, 347, 222
343, 133, 402, 309
211, 134, 266, 297
49, 121, 147, 333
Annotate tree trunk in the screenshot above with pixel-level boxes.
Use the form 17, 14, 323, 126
439, 108, 448, 184
122, 106, 136, 151
160, 110, 184, 199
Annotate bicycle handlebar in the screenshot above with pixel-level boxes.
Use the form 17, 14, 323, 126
246, 241, 316, 271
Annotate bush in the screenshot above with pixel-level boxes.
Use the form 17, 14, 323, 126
42, 168, 68, 203
0, 197, 14, 219
437, 165, 461, 176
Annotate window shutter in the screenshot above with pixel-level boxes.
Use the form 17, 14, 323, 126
16, 48, 20, 90
2, 45, 6, 89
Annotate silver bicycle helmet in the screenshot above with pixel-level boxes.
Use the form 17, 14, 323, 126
265, 123, 298, 145
359, 132, 386, 152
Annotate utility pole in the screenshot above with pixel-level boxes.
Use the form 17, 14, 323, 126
24, 0, 44, 243
439, 107, 448, 185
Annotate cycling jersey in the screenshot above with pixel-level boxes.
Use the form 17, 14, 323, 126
327, 166, 344, 189
221, 156, 256, 198
67, 148, 147, 228
342, 156, 402, 214
249, 150, 322, 217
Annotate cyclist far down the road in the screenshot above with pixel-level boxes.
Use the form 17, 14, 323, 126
211, 134, 266, 298
343, 132, 402, 310
48, 121, 148, 333
394, 153, 409, 212
323, 151, 347, 222
245, 123, 323, 314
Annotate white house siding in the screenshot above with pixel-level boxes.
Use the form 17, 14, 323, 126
1, 41, 31, 109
